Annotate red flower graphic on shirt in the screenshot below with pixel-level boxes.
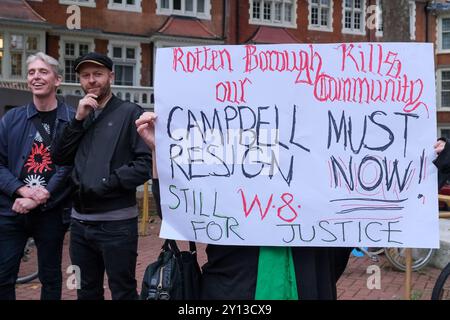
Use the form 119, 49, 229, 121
24, 143, 52, 174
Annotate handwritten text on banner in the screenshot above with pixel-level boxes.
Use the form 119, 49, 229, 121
155, 43, 439, 248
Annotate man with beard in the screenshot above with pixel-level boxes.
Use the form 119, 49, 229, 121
0, 52, 73, 300
54, 52, 152, 300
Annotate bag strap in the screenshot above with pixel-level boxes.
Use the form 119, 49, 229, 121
162, 239, 197, 254
31, 116, 52, 147
189, 241, 197, 253
161, 239, 171, 251
161, 239, 181, 255
168, 240, 181, 255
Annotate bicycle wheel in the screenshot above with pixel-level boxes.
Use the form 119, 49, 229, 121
431, 263, 450, 300
384, 247, 434, 272
366, 247, 385, 255
16, 238, 39, 284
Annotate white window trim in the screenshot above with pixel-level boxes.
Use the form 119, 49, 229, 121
58, 36, 95, 84
375, 0, 383, 37
437, 69, 450, 111
107, 0, 142, 13
307, 0, 333, 32
59, 0, 96, 8
108, 41, 142, 87
0, 29, 45, 80
436, 15, 450, 54
341, 0, 366, 36
249, 0, 298, 29
0, 34, 3, 78
409, 0, 416, 40
156, 0, 211, 20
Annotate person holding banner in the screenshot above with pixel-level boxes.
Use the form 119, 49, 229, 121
434, 138, 450, 188
136, 111, 352, 300
54, 52, 152, 300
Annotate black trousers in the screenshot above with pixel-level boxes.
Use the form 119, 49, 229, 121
69, 217, 138, 300
0, 209, 67, 300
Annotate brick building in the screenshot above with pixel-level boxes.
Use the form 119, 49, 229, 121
428, 0, 450, 138
0, 0, 441, 131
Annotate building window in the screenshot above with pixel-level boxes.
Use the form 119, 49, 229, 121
62, 41, 90, 83
253, 1, 261, 19
156, 0, 210, 19
109, 44, 140, 86
440, 128, 450, 139
409, 1, 416, 41
439, 127, 450, 140
250, 0, 296, 28
0, 34, 3, 77
10, 34, 39, 77
59, 0, 96, 7
342, 0, 365, 34
108, 0, 141, 12
440, 17, 450, 51
440, 70, 450, 109
308, 0, 332, 31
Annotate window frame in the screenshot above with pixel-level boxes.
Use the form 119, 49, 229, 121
409, 0, 416, 41
59, 0, 96, 8
7, 32, 43, 79
107, 0, 142, 13
59, 37, 94, 83
438, 15, 450, 54
308, 0, 333, 32
0, 33, 3, 78
0, 29, 45, 80
438, 126, 450, 140
341, 0, 366, 35
437, 69, 450, 111
156, 0, 211, 19
108, 41, 141, 87
249, 0, 297, 29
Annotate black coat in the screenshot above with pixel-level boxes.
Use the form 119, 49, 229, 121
200, 245, 351, 300
53, 95, 152, 213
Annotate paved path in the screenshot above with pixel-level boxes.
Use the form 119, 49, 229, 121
15, 217, 442, 300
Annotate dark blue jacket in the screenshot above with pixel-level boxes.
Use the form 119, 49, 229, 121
0, 101, 74, 216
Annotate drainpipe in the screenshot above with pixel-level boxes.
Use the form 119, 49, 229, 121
425, 0, 429, 43
222, 0, 227, 42
236, 0, 240, 44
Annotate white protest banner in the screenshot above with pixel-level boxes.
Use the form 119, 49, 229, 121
154, 43, 439, 248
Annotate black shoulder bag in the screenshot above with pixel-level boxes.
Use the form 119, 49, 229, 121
140, 239, 201, 300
